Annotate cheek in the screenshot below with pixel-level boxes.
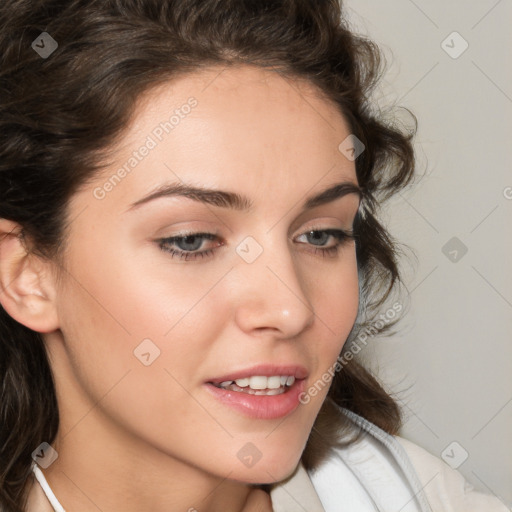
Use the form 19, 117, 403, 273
298, 249, 359, 406
55, 249, 224, 395
53, 256, 233, 460
53, 235, 229, 416
310, 248, 359, 353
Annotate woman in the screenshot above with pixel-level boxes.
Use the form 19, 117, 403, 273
0, 0, 507, 511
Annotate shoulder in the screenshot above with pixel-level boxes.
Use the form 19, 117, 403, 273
395, 435, 509, 512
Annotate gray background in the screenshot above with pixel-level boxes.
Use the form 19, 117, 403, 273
345, 1, 512, 507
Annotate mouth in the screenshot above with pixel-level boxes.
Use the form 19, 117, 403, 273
204, 364, 308, 419
209, 375, 298, 396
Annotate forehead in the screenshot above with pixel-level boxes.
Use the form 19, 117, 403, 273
132, 64, 345, 128
75, 64, 357, 215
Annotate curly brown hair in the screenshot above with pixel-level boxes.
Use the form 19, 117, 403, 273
0, 0, 416, 509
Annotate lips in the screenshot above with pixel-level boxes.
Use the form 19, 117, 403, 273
206, 364, 309, 384
204, 364, 310, 419
204, 373, 307, 419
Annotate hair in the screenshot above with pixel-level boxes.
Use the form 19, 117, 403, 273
0, 0, 416, 509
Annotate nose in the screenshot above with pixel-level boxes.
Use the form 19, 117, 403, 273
231, 234, 315, 339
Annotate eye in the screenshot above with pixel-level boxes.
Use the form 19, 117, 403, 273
157, 232, 221, 261
157, 228, 355, 261
295, 228, 355, 257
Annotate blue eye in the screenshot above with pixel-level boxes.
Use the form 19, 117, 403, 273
157, 229, 355, 261
158, 232, 219, 261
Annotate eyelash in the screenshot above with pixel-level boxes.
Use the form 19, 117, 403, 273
157, 228, 356, 261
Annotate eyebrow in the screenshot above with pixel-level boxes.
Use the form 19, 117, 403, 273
125, 180, 362, 213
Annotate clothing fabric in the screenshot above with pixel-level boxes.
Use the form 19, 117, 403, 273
26, 406, 508, 512
269, 407, 508, 511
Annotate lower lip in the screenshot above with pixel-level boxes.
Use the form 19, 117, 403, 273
204, 379, 306, 420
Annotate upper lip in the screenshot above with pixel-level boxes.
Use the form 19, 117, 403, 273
207, 364, 309, 384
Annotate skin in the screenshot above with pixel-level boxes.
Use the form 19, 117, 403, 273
0, 64, 360, 511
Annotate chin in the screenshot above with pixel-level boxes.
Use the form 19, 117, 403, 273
227, 442, 305, 485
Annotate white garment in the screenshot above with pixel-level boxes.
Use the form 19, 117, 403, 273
270, 407, 509, 511
27, 406, 508, 512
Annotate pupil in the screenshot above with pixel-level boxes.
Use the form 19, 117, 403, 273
310, 231, 327, 245
180, 235, 202, 251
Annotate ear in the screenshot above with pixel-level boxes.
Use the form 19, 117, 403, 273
0, 218, 59, 333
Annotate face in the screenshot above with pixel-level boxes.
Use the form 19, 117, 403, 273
47, 64, 360, 484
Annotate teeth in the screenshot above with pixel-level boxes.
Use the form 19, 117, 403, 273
267, 376, 282, 389
217, 375, 296, 390
249, 376, 268, 390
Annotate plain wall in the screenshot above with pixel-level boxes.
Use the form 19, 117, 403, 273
345, 0, 512, 507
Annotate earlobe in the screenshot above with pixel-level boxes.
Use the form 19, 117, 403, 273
0, 218, 59, 333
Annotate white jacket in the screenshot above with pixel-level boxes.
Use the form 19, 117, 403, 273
269, 407, 509, 511
27, 406, 508, 512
